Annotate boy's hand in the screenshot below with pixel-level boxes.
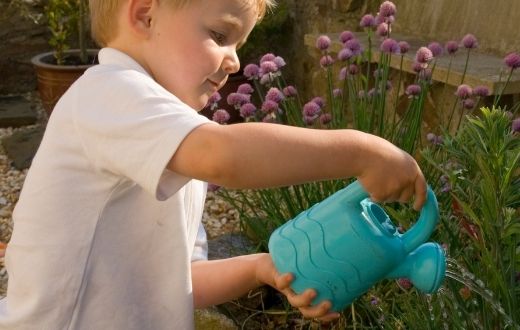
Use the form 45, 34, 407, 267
256, 254, 340, 323
357, 134, 428, 211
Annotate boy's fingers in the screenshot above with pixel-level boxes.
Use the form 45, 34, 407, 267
413, 176, 428, 211
274, 272, 293, 291
286, 288, 316, 308
299, 300, 337, 319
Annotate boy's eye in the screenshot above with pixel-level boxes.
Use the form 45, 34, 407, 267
211, 31, 227, 45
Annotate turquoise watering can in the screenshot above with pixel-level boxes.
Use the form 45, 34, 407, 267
268, 180, 446, 311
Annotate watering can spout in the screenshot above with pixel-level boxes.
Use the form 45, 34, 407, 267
401, 187, 439, 253
387, 242, 446, 293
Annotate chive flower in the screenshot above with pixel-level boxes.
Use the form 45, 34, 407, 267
243, 64, 260, 79
260, 61, 278, 74
398, 41, 410, 54
265, 87, 284, 103
212, 109, 230, 124
340, 30, 355, 43
379, 1, 397, 17
320, 55, 334, 67
273, 56, 286, 69
239, 103, 257, 118
344, 39, 362, 56
311, 97, 325, 108
339, 67, 347, 80
360, 14, 376, 28
260, 53, 276, 63
348, 64, 359, 75
261, 100, 279, 114
376, 22, 389, 37
282, 85, 298, 97
319, 113, 332, 125
227, 92, 251, 107
303, 101, 322, 117
333, 88, 342, 98
462, 98, 475, 110
445, 40, 459, 55
455, 84, 473, 99
380, 38, 399, 54
405, 84, 421, 97
338, 48, 354, 61
513, 118, 520, 133
428, 42, 443, 57
237, 83, 254, 94
473, 86, 489, 97
316, 35, 331, 51
415, 47, 433, 66
504, 52, 520, 69
461, 34, 478, 49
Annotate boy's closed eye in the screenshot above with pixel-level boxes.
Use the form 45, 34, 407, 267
210, 30, 227, 45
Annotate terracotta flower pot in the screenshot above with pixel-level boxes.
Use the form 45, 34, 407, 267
31, 49, 99, 117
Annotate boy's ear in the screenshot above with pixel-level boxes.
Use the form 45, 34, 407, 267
127, 0, 154, 38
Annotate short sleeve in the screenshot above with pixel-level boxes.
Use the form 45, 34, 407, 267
191, 222, 208, 262
73, 68, 213, 200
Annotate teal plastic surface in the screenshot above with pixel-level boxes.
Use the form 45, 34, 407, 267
268, 180, 446, 311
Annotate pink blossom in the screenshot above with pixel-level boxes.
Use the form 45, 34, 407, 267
405, 84, 421, 97
239, 103, 257, 118
273, 56, 286, 68
311, 97, 325, 108
283, 85, 298, 97
316, 35, 331, 51
260, 60, 279, 74
379, 1, 397, 17
360, 14, 376, 28
237, 83, 254, 94
428, 42, 443, 57
340, 30, 355, 43
473, 86, 489, 97
376, 22, 389, 37
461, 34, 478, 49
344, 39, 362, 56
265, 87, 284, 103
513, 118, 520, 133
398, 41, 410, 54
212, 109, 230, 124
338, 48, 354, 61
445, 40, 459, 55
504, 52, 520, 69
320, 55, 334, 67
320, 113, 332, 125
260, 53, 276, 63
415, 47, 433, 65
348, 64, 359, 75
455, 84, 473, 99
227, 92, 250, 107
243, 64, 259, 78
380, 38, 399, 54
462, 98, 475, 109
261, 100, 279, 114
339, 67, 347, 81
303, 101, 321, 117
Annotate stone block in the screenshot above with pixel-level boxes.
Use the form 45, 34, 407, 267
1, 125, 44, 170
0, 95, 38, 128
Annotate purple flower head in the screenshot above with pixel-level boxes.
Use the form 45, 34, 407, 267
348, 64, 359, 75
338, 48, 354, 61
445, 40, 459, 55
339, 67, 348, 80
461, 34, 478, 49
226, 92, 251, 107
405, 84, 421, 97
441, 181, 452, 193
455, 84, 473, 99
260, 53, 276, 63
379, 1, 397, 17
239, 102, 257, 118
303, 101, 322, 117
344, 39, 362, 56
333, 88, 342, 98
428, 42, 443, 57
319, 113, 332, 125
380, 38, 400, 54
513, 118, 520, 133
212, 109, 230, 124
397, 278, 413, 290
373, 68, 384, 78
412, 62, 423, 73
360, 14, 376, 28
339, 30, 355, 43
207, 183, 221, 192
376, 22, 390, 37
415, 47, 433, 66
462, 98, 475, 110
473, 85, 489, 97
265, 87, 285, 103
260, 60, 279, 74
316, 35, 331, 51
505, 111, 513, 120
207, 91, 222, 104
243, 64, 260, 79
398, 41, 410, 54
504, 52, 520, 69
304, 115, 317, 126
311, 96, 325, 108
262, 113, 276, 123
273, 56, 286, 69
370, 296, 380, 306
283, 85, 298, 97
427, 133, 443, 145
259, 74, 273, 85
237, 83, 254, 94
320, 55, 334, 67
261, 100, 279, 114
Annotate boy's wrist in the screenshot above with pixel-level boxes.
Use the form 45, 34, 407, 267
254, 253, 275, 287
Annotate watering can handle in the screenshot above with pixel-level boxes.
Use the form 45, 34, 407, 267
343, 180, 439, 253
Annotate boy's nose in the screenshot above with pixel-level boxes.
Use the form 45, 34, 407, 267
222, 48, 240, 74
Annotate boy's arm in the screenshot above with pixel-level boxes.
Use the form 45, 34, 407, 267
169, 122, 427, 209
191, 253, 340, 322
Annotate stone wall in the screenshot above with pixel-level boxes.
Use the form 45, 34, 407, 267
0, 1, 49, 95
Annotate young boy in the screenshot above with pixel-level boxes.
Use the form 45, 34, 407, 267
0, 0, 427, 328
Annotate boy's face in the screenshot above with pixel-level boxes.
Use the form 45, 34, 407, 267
143, 0, 258, 110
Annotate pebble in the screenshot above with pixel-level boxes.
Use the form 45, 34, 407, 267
0, 93, 241, 298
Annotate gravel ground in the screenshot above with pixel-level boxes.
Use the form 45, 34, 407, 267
0, 93, 240, 297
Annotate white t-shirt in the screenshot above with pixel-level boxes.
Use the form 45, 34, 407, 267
0, 48, 213, 330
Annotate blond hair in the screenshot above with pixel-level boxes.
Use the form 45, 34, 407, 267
89, 0, 277, 47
